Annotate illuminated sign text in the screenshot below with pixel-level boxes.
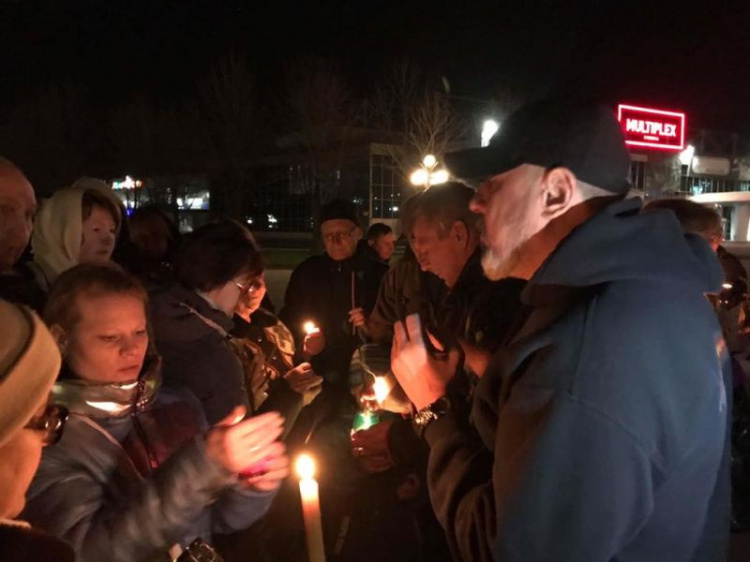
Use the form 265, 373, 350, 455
617, 104, 686, 151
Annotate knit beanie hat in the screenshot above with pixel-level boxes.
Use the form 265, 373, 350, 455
319, 199, 360, 229
0, 300, 61, 447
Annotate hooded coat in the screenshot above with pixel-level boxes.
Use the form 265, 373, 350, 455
22, 365, 274, 562
29, 178, 122, 292
423, 198, 731, 561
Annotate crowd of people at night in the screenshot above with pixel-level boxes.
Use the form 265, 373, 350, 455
0, 97, 747, 561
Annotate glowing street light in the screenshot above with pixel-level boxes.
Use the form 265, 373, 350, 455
409, 168, 429, 187
481, 119, 500, 147
410, 154, 449, 189
431, 169, 449, 185
679, 144, 695, 167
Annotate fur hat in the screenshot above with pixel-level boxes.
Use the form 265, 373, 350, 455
0, 300, 61, 447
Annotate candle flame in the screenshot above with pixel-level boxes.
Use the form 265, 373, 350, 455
303, 321, 319, 335
722, 282, 733, 290
373, 377, 390, 405
296, 453, 316, 480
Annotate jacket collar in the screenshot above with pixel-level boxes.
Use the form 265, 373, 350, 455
178, 284, 234, 332
52, 356, 162, 418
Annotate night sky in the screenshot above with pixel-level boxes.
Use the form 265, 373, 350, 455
2, 0, 750, 131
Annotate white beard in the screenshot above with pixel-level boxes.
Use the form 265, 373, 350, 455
481, 245, 520, 281
482, 219, 536, 280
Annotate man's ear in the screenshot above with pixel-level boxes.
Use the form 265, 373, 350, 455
450, 220, 469, 245
541, 167, 577, 219
367, 238, 375, 248
49, 324, 68, 356
353, 226, 363, 242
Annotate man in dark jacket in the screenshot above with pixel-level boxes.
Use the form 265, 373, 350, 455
354, 184, 526, 471
392, 99, 731, 561
280, 200, 388, 385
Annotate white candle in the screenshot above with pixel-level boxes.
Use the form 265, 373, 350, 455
296, 454, 325, 562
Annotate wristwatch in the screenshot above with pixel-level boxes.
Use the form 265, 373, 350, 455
413, 395, 453, 437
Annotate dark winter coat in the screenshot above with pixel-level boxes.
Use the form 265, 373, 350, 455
383, 250, 526, 468
149, 283, 248, 425
424, 198, 731, 561
0, 522, 76, 562
230, 308, 305, 437
279, 249, 388, 384
368, 252, 446, 345
0, 261, 47, 312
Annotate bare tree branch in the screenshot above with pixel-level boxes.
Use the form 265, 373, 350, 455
368, 60, 468, 181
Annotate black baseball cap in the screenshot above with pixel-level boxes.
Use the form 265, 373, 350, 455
444, 98, 631, 194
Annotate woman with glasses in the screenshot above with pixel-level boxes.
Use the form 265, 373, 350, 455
231, 273, 324, 423
149, 219, 265, 426
22, 264, 287, 561
0, 299, 75, 561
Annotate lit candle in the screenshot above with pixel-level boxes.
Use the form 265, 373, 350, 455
303, 321, 320, 335
352, 376, 391, 433
296, 454, 325, 562
372, 376, 391, 406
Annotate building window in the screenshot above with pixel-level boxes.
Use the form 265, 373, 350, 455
371, 154, 404, 219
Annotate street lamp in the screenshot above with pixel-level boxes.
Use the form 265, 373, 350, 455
481, 119, 499, 147
679, 144, 695, 167
410, 154, 449, 189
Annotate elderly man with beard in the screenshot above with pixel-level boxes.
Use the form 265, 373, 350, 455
390, 99, 731, 561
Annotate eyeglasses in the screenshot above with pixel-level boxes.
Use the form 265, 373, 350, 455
25, 404, 69, 446
322, 230, 355, 243
235, 279, 262, 296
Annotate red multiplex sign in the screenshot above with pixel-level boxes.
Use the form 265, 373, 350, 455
617, 104, 686, 151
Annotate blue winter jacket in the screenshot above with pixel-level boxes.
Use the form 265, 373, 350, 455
424, 198, 731, 561
23, 384, 275, 562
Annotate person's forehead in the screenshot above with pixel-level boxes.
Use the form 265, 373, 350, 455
75, 292, 145, 322
0, 169, 35, 206
411, 214, 441, 236
85, 205, 119, 227
321, 219, 356, 233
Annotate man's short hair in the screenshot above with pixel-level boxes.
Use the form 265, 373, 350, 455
45, 263, 147, 331
175, 219, 263, 292
403, 183, 480, 237
642, 198, 723, 240
366, 223, 393, 241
